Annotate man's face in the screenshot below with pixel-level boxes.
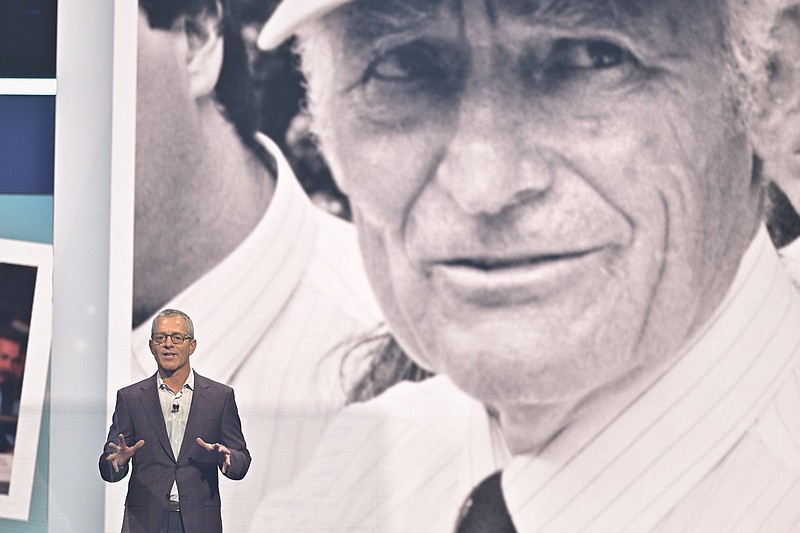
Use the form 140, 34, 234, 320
11, 352, 25, 381
311, 0, 762, 405
134, 8, 203, 319
149, 316, 196, 376
0, 338, 21, 385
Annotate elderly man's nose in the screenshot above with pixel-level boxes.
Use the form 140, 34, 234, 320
436, 111, 554, 216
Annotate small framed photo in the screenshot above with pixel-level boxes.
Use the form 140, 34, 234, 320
0, 238, 52, 520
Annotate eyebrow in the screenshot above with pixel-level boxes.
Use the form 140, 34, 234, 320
500, 0, 656, 39
340, 0, 671, 64
504, 0, 632, 19
344, 0, 450, 42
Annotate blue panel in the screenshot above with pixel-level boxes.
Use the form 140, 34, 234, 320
0, 195, 53, 244
0, 96, 55, 194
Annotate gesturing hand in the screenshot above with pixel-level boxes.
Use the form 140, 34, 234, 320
106, 433, 145, 473
196, 437, 232, 474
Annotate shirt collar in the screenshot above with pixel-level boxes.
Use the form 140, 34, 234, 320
133, 136, 318, 383
157, 368, 195, 392
501, 227, 800, 532
778, 235, 800, 285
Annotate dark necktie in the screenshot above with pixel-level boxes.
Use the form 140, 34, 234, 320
454, 470, 518, 533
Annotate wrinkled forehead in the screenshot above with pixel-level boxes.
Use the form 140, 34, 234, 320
339, 0, 651, 27
260, 0, 725, 49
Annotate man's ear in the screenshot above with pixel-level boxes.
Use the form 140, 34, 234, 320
183, 2, 225, 99
751, 6, 800, 211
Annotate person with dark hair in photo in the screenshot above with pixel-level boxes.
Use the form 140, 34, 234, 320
248, 0, 800, 531
128, 0, 385, 528
0, 327, 23, 453
101, 309, 250, 533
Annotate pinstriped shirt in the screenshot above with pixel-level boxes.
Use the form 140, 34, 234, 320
502, 228, 800, 532
253, 227, 800, 532
128, 137, 382, 532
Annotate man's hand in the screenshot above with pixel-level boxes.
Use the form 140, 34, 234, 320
106, 433, 144, 473
196, 437, 232, 474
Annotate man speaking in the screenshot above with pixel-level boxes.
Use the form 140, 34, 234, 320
250, 0, 800, 531
100, 309, 250, 533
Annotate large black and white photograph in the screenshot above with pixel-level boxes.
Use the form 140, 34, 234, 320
0, 238, 52, 521
108, 0, 800, 531
108, 1, 385, 530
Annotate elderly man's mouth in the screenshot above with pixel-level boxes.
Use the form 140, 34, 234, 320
443, 249, 598, 269
429, 248, 605, 306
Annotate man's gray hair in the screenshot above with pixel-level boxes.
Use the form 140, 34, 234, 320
728, 0, 797, 121
151, 309, 195, 339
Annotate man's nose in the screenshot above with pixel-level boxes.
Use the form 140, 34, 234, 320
435, 99, 554, 216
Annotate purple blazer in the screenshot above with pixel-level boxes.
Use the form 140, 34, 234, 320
100, 372, 251, 533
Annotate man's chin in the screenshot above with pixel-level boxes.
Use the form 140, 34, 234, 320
158, 361, 180, 373
436, 338, 623, 407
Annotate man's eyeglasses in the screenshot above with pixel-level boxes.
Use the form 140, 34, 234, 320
152, 333, 193, 345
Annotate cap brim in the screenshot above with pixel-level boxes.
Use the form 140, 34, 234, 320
257, 0, 354, 50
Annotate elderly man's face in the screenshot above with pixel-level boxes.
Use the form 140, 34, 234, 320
310, 0, 762, 405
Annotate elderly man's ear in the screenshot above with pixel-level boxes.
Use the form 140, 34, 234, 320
181, 1, 225, 100
752, 6, 800, 211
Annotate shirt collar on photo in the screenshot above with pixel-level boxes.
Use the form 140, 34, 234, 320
133, 135, 318, 383
778, 235, 800, 286
500, 226, 800, 532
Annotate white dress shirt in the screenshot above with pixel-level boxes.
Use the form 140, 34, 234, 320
131, 136, 382, 531
253, 227, 800, 533
156, 370, 194, 503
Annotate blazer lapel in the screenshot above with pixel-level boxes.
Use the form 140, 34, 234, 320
139, 373, 176, 461
177, 372, 209, 462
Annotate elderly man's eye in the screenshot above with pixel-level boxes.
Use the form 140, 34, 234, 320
556, 39, 634, 70
534, 38, 641, 90
354, 41, 464, 124
573, 40, 627, 68
364, 42, 455, 84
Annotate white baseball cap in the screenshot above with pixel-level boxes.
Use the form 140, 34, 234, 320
257, 0, 355, 50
